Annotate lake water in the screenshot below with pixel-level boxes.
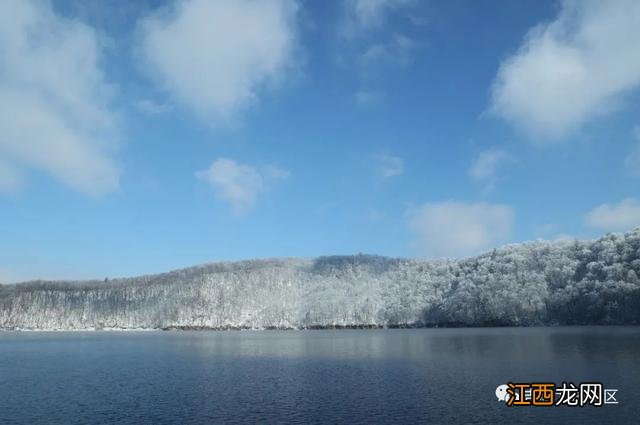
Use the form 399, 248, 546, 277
0, 327, 638, 424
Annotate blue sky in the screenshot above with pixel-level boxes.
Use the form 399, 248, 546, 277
1, 0, 640, 282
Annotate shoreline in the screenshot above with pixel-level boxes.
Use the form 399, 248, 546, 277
1, 323, 638, 332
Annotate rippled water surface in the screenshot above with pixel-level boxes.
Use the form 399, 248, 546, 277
0, 327, 638, 424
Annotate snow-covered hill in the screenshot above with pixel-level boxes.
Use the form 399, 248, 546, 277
1, 229, 639, 330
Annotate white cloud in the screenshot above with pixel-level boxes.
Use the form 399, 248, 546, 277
339, 1, 419, 101
0, 0, 119, 195
355, 90, 385, 106
341, 0, 414, 38
138, 0, 299, 124
262, 164, 291, 181
409, 201, 515, 258
135, 99, 171, 115
625, 126, 640, 177
358, 33, 415, 69
490, 0, 640, 141
585, 198, 640, 232
468, 148, 513, 191
374, 154, 404, 179
196, 158, 289, 214
0, 160, 23, 192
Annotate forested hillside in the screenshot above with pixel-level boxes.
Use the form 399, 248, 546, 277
1, 228, 639, 330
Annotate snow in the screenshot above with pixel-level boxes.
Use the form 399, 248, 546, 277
1, 228, 639, 330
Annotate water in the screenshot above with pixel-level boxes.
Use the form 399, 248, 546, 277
0, 327, 638, 424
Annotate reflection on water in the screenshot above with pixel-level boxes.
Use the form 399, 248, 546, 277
0, 327, 638, 424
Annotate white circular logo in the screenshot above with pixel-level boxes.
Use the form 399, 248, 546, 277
496, 384, 509, 402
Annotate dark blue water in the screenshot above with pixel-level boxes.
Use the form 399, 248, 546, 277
0, 327, 638, 424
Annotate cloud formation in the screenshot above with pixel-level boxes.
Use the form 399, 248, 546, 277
197, 158, 289, 214
468, 148, 513, 191
341, 0, 414, 38
374, 154, 404, 179
355, 90, 385, 106
409, 201, 515, 258
490, 0, 640, 141
0, 0, 119, 195
625, 127, 640, 177
138, 0, 299, 124
135, 99, 171, 115
0, 160, 23, 193
339, 0, 418, 103
585, 198, 640, 232
358, 33, 415, 70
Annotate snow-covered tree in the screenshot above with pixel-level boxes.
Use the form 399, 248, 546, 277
1, 229, 639, 330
